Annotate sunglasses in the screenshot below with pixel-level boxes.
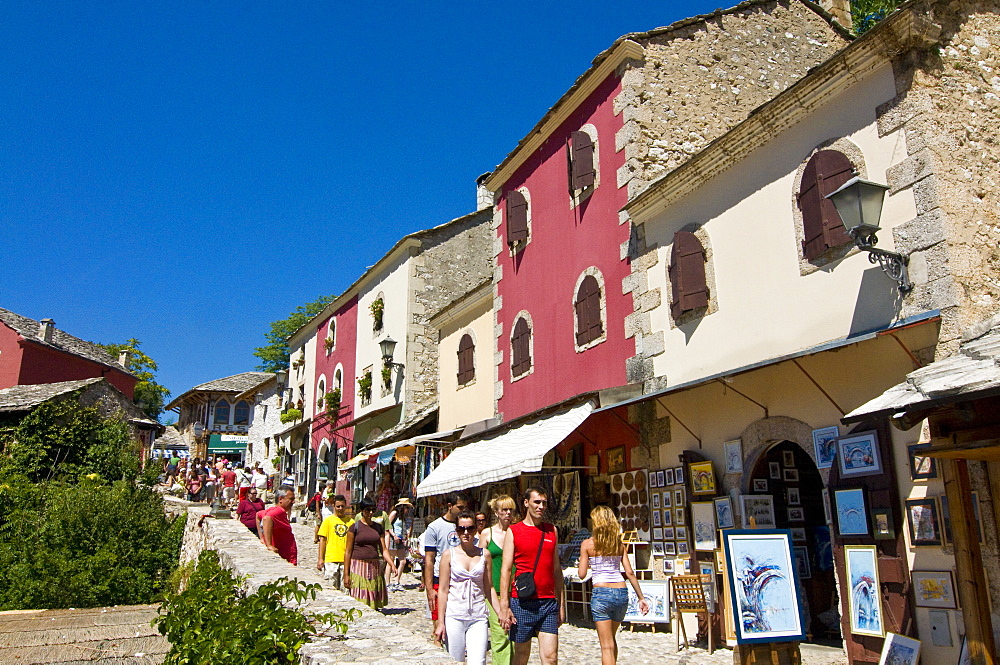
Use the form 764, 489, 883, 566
455, 525, 476, 534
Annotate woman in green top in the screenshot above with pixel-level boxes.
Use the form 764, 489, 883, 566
478, 494, 516, 665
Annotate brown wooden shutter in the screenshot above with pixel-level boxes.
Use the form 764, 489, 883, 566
457, 334, 475, 385
506, 190, 528, 243
799, 150, 855, 259
512, 317, 531, 376
569, 131, 596, 191
575, 275, 603, 345
669, 231, 708, 319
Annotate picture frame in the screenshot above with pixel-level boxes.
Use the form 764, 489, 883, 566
941, 492, 983, 543
811, 426, 839, 469
652, 492, 661, 509
877, 632, 921, 665
674, 507, 686, 526
625, 580, 670, 623
905, 498, 942, 546
725, 439, 743, 474
739, 495, 776, 529
662, 491, 672, 508
787, 507, 805, 522
769, 462, 781, 479
675, 526, 688, 541
791, 527, 807, 543
783, 469, 799, 482
664, 541, 676, 555
659, 470, 668, 487
837, 431, 883, 478
699, 561, 717, 612
871, 507, 896, 540
649, 470, 659, 489
652, 526, 664, 540
845, 545, 885, 637
662, 527, 675, 540
662, 508, 672, 526
722, 530, 805, 644
907, 444, 938, 480
753, 479, 769, 492
692, 501, 717, 551
787, 487, 801, 505
663, 559, 674, 575
782, 451, 796, 467
676, 541, 689, 555
674, 488, 685, 505
714, 497, 736, 529
673, 467, 684, 483
689, 461, 716, 495
834, 488, 869, 536
911, 570, 958, 609
607, 446, 626, 475
652, 509, 662, 527
793, 546, 811, 579
822, 488, 832, 525
651, 541, 665, 557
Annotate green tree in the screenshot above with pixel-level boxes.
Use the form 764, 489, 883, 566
253, 295, 335, 372
99, 338, 171, 419
851, 0, 903, 35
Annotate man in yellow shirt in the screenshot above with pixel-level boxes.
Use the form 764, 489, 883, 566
316, 494, 353, 589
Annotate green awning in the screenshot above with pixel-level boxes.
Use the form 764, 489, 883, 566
209, 434, 248, 454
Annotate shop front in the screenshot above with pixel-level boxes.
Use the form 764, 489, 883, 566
207, 433, 248, 464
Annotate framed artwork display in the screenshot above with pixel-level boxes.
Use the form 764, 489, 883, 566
625, 580, 670, 623
905, 498, 942, 546
753, 479, 768, 492
699, 561, 717, 612
652, 509, 662, 527
834, 488, 869, 536
652, 492, 661, 509
787, 507, 805, 522
692, 501, 717, 551
675, 526, 688, 541
845, 545, 885, 637
662, 509, 672, 526
663, 527, 675, 540
689, 461, 716, 495
907, 444, 937, 480
911, 570, 958, 609
783, 469, 799, 482
649, 470, 659, 488
782, 451, 796, 467
739, 495, 776, 528
722, 530, 805, 644
793, 546, 811, 579
676, 541, 689, 555
662, 491, 672, 508
652, 527, 663, 541
659, 470, 668, 486
663, 559, 674, 575
674, 488, 685, 505
607, 446, 626, 475
725, 439, 743, 474
787, 488, 801, 505
651, 542, 665, 556
837, 431, 883, 478
673, 467, 684, 483
877, 633, 921, 665
791, 527, 807, 543
714, 497, 736, 529
769, 462, 781, 479
871, 508, 895, 540
811, 426, 839, 469
675, 508, 686, 526
664, 541, 676, 555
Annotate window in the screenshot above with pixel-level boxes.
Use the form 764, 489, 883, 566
575, 275, 603, 346
798, 150, 855, 260
669, 231, 709, 319
334, 367, 343, 391
325, 319, 336, 354
213, 399, 230, 425
511, 315, 532, 378
457, 333, 475, 385
568, 130, 596, 191
506, 189, 529, 246
316, 377, 326, 414
233, 400, 250, 425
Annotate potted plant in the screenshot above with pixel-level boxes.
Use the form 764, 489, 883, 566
381, 364, 393, 391
280, 408, 302, 424
325, 387, 341, 413
357, 371, 373, 403
370, 298, 384, 332
324, 337, 335, 352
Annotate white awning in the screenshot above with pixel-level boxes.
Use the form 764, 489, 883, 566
416, 402, 595, 497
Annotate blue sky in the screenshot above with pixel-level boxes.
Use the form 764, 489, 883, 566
0, 1, 722, 410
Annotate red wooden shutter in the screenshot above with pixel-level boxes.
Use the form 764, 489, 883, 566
512, 318, 531, 376
799, 150, 855, 259
457, 334, 475, 385
575, 275, 603, 345
506, 190, 529, 243
669, 231, 708, 319
569, 131, 596, 191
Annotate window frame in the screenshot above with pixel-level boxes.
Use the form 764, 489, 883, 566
213, 399, 231, 426
457, 331, 476, 387
233, 400, 251, 426
568, 124, 600, 208
510, 311, 534, 382
573, 268, 607, 351
505, 187, 532, 251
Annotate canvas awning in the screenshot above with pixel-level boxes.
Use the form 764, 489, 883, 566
416, 401, 595, 497
341, 429, 459, 470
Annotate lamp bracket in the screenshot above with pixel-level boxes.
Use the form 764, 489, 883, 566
850, 230, 912, 293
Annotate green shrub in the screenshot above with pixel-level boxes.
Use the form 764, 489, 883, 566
280, 408, 302, 424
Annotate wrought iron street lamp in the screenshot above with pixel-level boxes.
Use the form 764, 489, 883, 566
379, 336, 405, 370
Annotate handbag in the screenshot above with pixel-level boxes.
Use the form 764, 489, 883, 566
513, 528, 546, 599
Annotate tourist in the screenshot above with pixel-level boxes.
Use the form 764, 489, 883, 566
316, 494, 353, 590
499, 487, 564, 665
236, 464, 253, 502
343, 498, 397, 609
185, 469, 202, 502
434, 512, 506, 665
203, 463, 218, 507
260, 489, 298, 565
220, 464, 237, 508
386, 497, 414, 590
165, 453, 180, 485
475, 512, 488, 538
280, 468, 296, 490
424, 492, 469, 639
236, 487, 266, 537
479, 494, 516, 665
251, 463, 268, 494
577, 506, 649, 665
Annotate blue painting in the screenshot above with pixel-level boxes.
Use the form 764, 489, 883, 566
845, 546, 884, 637
835, 488, 868, 536
837, 431, 883, 478
811, 426, 839, 469
723, 530, 805, 644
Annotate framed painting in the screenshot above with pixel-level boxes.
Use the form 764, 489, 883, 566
753, 479, 768, 492
911, 570, 958, 609
674, 488, 685, 505
675, 526, 688, 541
871, 507, 895, 540
782, 451, 796, 467
664, 541, 676, 556
651, 541, 665, 556
663, 527, 675, 540
787, 507, 805, 522
689, 461, 716, 495
787, 487, 801, 505
674, 507, 686, 526
793, 546, 811, 579
811, 426, 839, 469
769, 462, 781, 479
725, 439, 743, 474
607, 446, 626, 475
714, 496, 736, 529
677, 541, 689, 555
905, 498, 942, 546
652, 527, 663, 541
662, 508, 672, 526
649, 470, 659, 489
652, 492, 661, 509
662, 491, 672, 509
834, 488, 868, 536
845, 545, 885, 637
739, 495, 776, 529
723, 530, 805, 644
652, 509, 662, 527
791, 527, 807, 543
663, 559, 675, 575
673, 466, 684, 483
878, 633, 921, 665
659, 470, 668, 486
783, 469, 799, 482
837, 431, 883, 478
907, 444, 937, 480
625, 580, 670, 623
692, 501, 717, 551
699, 561, 717, 612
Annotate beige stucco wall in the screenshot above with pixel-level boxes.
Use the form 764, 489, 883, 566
436, 296, 494, 431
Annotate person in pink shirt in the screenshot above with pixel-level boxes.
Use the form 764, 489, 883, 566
221, 466, 238, 507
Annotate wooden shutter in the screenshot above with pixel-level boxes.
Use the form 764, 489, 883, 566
506, 190, 529, 243
575, 275, 603, 345
511, 317, 531, 376
799, 150, 855, 259
457, 334, 475, 385
669, 231, 708, 319
569, 131, 596, 191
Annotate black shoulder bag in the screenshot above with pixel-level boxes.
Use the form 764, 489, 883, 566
514, 528, 546, 599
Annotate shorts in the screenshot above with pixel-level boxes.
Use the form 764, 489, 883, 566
223, 487, 236, 502
324, 561, 344, 588
509, 597, 559, 643
590, 587, 628, 623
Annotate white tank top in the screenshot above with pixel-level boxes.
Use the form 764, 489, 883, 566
446, 548, 488, 620
590, 555, 625, 584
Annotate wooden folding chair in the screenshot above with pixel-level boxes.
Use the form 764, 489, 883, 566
670, 574, 714, 654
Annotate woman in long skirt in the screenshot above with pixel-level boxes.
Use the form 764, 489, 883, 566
344, 498, 397, 609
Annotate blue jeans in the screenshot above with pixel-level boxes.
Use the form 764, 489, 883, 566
590, 587, 628, 622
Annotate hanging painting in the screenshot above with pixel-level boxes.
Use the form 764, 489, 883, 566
739, 495, 776, 528
877, 633, 921, 665
911, 570, 958, 609
689, 461, 716, 496
834, 488, 869, 536
907, 444, 938, 480
837, 431, 883, 478
714, 496, 736, 529
725, 439, 743, 474
905, 498, 942, 546
844, 545, 885, 637
625, 580, 670, 623
692, 501, 717, 551
811, 426, 839, 469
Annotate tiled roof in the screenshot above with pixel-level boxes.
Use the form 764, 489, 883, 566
0, 378, 102, 412
0, 307, 134, 376
166, 371, 273, 410
155, 425, 187, 449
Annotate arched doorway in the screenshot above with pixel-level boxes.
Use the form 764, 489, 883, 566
748, 441, 841, 644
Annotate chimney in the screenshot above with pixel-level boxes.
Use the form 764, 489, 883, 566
39, 318, 55, 343
820, 0, 852, 30
118, 350, 132, 369
476, 172, 493, 211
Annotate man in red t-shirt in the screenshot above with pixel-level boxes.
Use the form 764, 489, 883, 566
499, 487, 564, 665
260, 489, 298, 565
221, 467, 238, 508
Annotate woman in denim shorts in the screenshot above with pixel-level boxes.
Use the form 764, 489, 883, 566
577, 506, 649, 665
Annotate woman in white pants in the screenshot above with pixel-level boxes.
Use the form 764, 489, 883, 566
434, 512, 507, 664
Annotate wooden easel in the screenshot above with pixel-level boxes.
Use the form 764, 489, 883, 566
670, 574, 714, 654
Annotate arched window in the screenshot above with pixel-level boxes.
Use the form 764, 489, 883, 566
316, 378, 326, 414
799, 150, 855, 259
575, 275, 603, 346
568, 129, 596, 191
325, 319, 336, 354
457, 333, 475, 385
511, 316, 532, 378
214, 399, 230, 425
669, 231, 709, 319
506, 189, 529, 246
334, 368, 343, 391
233, 400, 250, 425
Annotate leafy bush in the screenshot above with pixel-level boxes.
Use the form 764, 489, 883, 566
157, 550, 360, 665
280, 408, 302, 424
